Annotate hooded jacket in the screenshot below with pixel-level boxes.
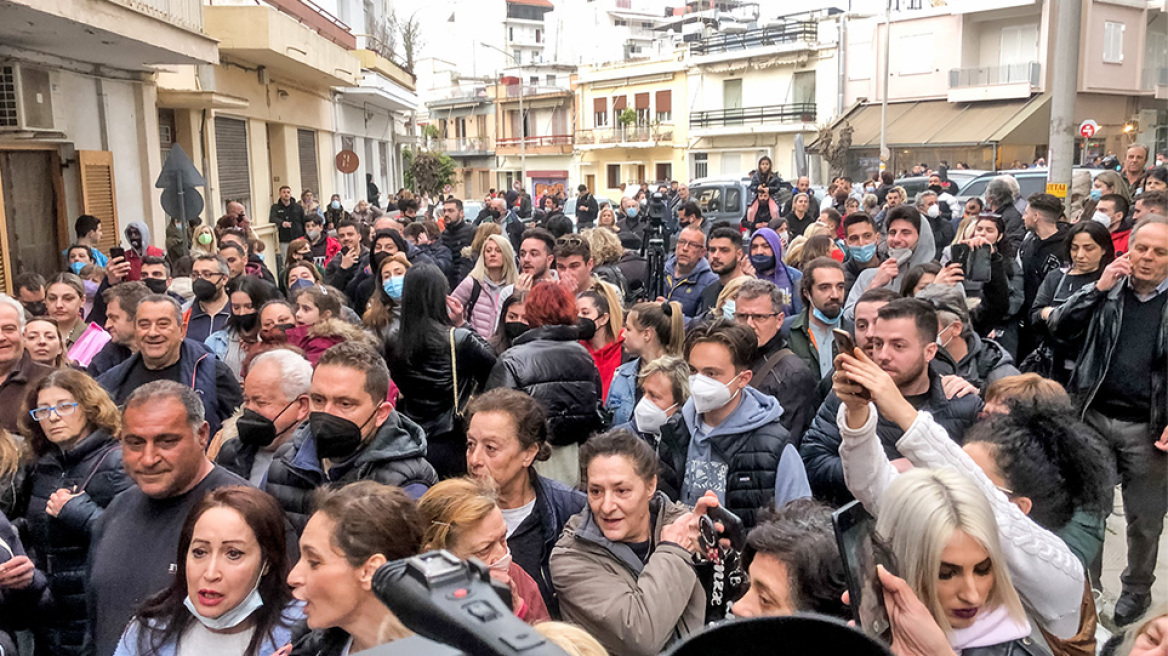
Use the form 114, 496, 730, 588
441, 217, 477, 289
286, 318, 374, 367
486, 325, 605, 447
663, 255, 719, 320
1019, 223, 1070, 318
930, 332, 1020, 391
550, 492, 705, 656
669, 386, 810, 527
750, 228, 804, 316
843, 217, 936, 321
263, 414, 438, 534
123, 221, 164, 281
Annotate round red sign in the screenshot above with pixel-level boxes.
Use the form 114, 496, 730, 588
335, 149, 359, 174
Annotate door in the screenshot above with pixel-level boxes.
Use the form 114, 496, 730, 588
656, 163, 672, 182
723, 79, 743, 126
0, 151, 61, 282
298, 129, 319, 198
586, 174, 595, 192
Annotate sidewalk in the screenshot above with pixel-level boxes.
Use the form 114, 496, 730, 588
1096, 488, 1168, 632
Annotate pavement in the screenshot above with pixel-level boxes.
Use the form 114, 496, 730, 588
1096, 487, 1168, 633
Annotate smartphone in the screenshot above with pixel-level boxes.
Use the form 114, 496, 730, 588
109, 246, 125, 260
949, 243, 972, 270
833, 501, 894, 644
832, 328, 870, 400
705, 505, 746, 552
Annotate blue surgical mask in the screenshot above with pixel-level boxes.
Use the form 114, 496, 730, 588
331, 200, 341, 210
289, 278, 315, 294
70, 261, 86, 274
1089, 188, 1102, 201
813, 307, 842, 327
850, 242, 877, 263
749, 253, 776, 272
722, 299, 736, 320
626, 206, 638, 218
383, 275, 404, 300
183, 562, 266, 631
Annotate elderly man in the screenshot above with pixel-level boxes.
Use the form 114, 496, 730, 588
97, 294, 242, 436
1122, 143, 1150, 193
781, 176, 820, 218
985, 177, 1027, 250
665, 226, 718, 320
87, 381, 249, 656
1048, 215, 1168, 626
0, 294, 51, 431
916, 189, 954, 252
214, 349, 312, 486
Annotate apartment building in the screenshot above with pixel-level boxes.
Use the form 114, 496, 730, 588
494, 79, 575, 198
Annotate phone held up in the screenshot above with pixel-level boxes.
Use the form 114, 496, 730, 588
109, 246, 125, 261
832, 328, 871, 400
832, 501, 896, 644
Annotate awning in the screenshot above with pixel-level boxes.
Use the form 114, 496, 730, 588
820, 94, 1051, 149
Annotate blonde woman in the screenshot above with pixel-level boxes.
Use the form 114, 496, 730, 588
417, 478, 550, 625
452, 233, 518, 339
582, 228, 629, 302
715, 275, 751, 320
832, 346, 1089, 648
596, 206, 619, 232
190, 224, 217, 257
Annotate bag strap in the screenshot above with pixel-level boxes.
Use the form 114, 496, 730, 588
465, 279, 483, 319
754, 348, 795, 383
78, 444, 118, 494
450, 328, 460, 417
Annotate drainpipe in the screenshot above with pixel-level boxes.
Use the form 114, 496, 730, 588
837, 13, 846, 118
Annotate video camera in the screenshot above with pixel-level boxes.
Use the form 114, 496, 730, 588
646, 191, 669, 230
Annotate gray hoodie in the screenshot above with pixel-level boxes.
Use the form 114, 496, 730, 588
124, 220, 153, 256
679, 385, 810, 508
843, 217, 936, 321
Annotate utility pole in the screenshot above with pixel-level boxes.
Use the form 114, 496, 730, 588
1047, 0, 1081, 215
481, 42, 527, 191
878, 0, 891, 175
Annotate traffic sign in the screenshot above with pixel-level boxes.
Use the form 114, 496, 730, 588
1046, 183, 1067, 199
336, 149, 359, 174
1079, 120, 1099, 139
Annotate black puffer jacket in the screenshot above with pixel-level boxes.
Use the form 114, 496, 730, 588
22, 429, 131, 656
441, 218, 476, 289
263, 415, 438, 534
485, 325, 605, 447
799, 369, 982, 507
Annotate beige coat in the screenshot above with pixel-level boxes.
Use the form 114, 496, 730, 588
549, 492, 705, 656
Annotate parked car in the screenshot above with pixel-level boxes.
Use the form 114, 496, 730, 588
564, 195, 613, 220
893, 169, 987, 200
955, 167, 1090, 205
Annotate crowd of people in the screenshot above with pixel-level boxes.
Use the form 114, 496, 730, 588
0, 144, 1163, 656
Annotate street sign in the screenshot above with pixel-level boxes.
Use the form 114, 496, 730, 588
1079, 120, 1099, 139
336, 149, 359, 174
155, 144, 206, 259
161, 186, 203, 220
1046, 183, 1067, 198
880, 146, 890, 162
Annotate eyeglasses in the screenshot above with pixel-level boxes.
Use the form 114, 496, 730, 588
29, 402, 80, 422
676, 239, 705, 250
556, 235, 585, 246
735, 312, 779, 323
190, 271, 226, 281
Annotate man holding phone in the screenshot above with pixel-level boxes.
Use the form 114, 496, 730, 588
1046, 215, 1168, 626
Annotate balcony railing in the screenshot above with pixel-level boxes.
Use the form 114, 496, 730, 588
502, 84, 568, 98
113, 0, 204, 32
262, 0, 356, 49
576, 125, 674, 145
496, 134, 573, 148
689, 103, 816, 128
689, 22, 817, 56
948, 62, 1040, 89
437, 137, 494, 153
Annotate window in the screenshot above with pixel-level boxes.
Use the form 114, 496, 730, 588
636, 108, 650, 125
1103, 21, 1124, 63
546, 74, 556, 86
509, 27, 514, 42
530, 76, 539, 85
641, 21, 653, 29
898, 34, 933, 75
535, 28, 542, 43
594, 97, 608, 127
693, 152, 708, 179
607, 164, 621, 189
792, 71, 816, 106
615, 18, 627, 26
655, 90, 672, 123
513, 49, 522, 64
655, 162, 672, 181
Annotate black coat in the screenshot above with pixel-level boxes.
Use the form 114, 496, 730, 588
485, 325, 605, 447
22, 429, 131, 656
799, 370, 983, 506
749, 333, 821, 448
385, 327, 496, 439
441, 219, 476, 289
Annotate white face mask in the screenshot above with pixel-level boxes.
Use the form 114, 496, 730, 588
936, 324, 955, 351
634, 396, 676, 435
183, 562, 266, 631
1091, 211, 1112, 227
887, 247, 913, 265
926, 204, 941, 218
688, 372, 744, 414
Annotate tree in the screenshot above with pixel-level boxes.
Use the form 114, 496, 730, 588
817, 121, 854, 180
372, 9, 397, 62
395, 10, 423, 72
404, 148, 455, 197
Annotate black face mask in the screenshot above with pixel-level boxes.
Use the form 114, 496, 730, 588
236, 400, 299, 447
929, 184, 944, 195
192, 278, 219, 302
490, 209, 502, 220
310, 410, 377, 460
228, 312, 258, 332
504, 321, 529, 341
23, 301, 46, 317
576, 317, 597, 341
143, 278, 169, 295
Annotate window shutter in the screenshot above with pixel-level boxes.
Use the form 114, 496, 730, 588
655, 90, 671, 113
298, 129, 319, 196
613, 95, 627, 112
0, 187, 11, 294
635, 92, 649, 109
214, 116, 251, 208
593, 98, 606, 114
78, 150, 120, 256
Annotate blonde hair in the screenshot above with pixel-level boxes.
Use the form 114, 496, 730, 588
469, 234, 518, 286
802, 222, 832, 239
469, 222, 503, 255
417, 478, 500, 554
715, 276, 751, 317
0, 430, 24, 482
597, 207, 617, 229
191, 225, 217, 256
783, 235, 808, 265
637, 355, 690, 407
536, 622, 609, 656
876, 468, 1026, 634
582, 228, 622, 266
1114, 604, 1167, 656
1093, 170, 1131, 202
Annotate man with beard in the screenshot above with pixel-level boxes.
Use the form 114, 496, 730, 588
700, 226, 747, 319
505, 228, 558, 302
843, 205, 935, 321
799, 298, 981, 506
788, 258, 850, 382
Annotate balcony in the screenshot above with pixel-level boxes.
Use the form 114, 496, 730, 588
496, 134, 572, 155
264, 0, 356, 49
576, 125, 674, 148
437, 137, 495, 156
498, 85, 570, 99
947, 62, 1041, 103
688, 22, 817, 57
0, 0, 217, 69
689, 103, 816, 135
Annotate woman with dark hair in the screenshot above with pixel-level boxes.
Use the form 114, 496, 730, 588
464, 388, 584, 616
207, 277, 280, 381
935, 212, 1025, 338
900, 262, 942, 297
576, 290, 623, 399
489, 291, 528, 354
385, 263, 496, 478
1030, 220, 1115, 384
362, 252, 411, 345
19, 369, 131, 656
114, 486, 299, 656
748, 155, 780, 204
748, 228, 802, 316
486, 281, 604, 486
287, 481, 421, 655
551, 429, 712, 656
24, 317, 67, 369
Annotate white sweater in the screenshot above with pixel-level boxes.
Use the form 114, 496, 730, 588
836, 403, 1086, 639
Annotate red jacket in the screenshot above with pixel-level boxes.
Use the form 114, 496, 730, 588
582, 335, 625, 400
124, 245, 164, 281
1111, 228, 1131, 257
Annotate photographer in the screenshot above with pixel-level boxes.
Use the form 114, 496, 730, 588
550, 429, 711, 656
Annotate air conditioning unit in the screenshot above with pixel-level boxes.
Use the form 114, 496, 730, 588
0, 63, 58, 133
